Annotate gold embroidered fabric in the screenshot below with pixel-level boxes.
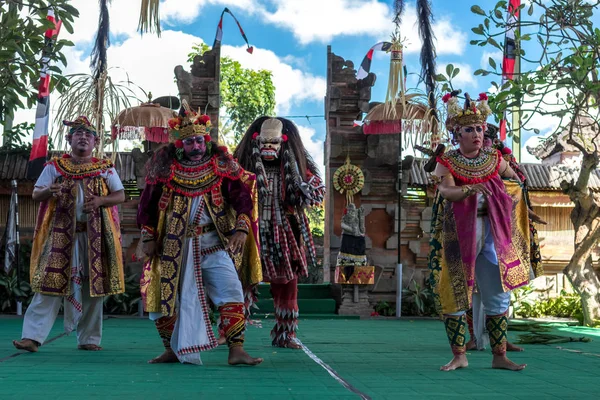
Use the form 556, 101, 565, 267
438, 148, 500, 184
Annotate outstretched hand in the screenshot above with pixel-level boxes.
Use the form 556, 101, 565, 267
467, 183, 492, 197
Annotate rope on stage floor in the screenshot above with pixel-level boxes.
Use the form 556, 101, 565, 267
0, 332, 67, 363
294, 338, 372, 400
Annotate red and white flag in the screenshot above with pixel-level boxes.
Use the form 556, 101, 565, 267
499, 0, 520, 141
27, 10, 62, 180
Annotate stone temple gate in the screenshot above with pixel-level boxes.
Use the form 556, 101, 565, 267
323, 46, 401, 316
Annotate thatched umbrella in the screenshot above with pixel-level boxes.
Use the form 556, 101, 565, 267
111, 103, 177, 143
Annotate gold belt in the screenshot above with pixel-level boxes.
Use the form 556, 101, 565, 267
186, 223, 217, 238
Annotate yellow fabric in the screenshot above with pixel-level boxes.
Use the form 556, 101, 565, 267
429, 180, 534, 315
30, 200, 56, 281
30, 175, 124, 297
335, 266, 375, 285
141, 173, 263, 315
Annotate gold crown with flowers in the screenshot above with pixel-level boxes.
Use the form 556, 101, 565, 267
442, 90, 492, 131
168, 109, 212, 143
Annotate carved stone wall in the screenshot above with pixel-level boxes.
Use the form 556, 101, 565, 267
174, 44, 221, 142
324, 46, 402, 314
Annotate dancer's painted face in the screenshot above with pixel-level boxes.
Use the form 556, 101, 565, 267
183, 135, 206, 161
457, 124, 485, 153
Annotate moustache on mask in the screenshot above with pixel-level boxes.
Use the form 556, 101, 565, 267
187, 149, 204, 156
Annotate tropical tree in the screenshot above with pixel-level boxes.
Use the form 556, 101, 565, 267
0, 0, 78, 125
187, 43, 276, 148
469, 0, 600, 326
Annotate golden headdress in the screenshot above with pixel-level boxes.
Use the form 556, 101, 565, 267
167, 100, 212, 143
443, 90, 492, 132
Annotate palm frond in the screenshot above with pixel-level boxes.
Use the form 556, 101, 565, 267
416, 0, 438, 121
52, 68, 145, 156
138, 0, 161, 36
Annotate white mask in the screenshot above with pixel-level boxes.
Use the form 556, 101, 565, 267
259, 118, 284, 161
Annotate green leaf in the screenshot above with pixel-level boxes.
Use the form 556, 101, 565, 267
471, 5, 486, 16
489, 57, 497, 70
452, 68, 460, 78
435, 73, 447, 82
488, 37, 501, 49
528, 4, 534, 16
446, 64, 454, 76
472, 26, 484, 35
494, 9, 503, 19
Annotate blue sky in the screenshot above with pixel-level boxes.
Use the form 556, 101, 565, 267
12, 0, 597, 166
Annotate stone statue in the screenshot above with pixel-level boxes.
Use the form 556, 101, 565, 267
336, 203, 368, 281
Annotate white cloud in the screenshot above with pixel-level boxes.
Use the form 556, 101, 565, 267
296, 124, 324, 177
261, 1, 467, 55
480, 50, 503, 70
448, 63, 476, 88
61, 0, 141, 45
222, 45, 326, 114
161, 0, 256, 26
262, 0, 391, 45
104, 30, 199, 99
10, 30, 326, 141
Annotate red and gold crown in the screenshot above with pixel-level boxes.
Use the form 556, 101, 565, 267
168, 110, 212, 144
443, 91, 492, 131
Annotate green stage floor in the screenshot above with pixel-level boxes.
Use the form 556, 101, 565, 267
1, 316, 599, 399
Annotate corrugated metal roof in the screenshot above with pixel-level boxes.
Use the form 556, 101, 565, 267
0, 152, 138, 182
407, 158, 600, 192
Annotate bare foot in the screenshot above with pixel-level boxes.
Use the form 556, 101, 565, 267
273, 339, 302, 349
282, 341, 302, 349
492, 355, 526, 371
228, 346, 263, 366
77, 344, 102, 351
440, 355, 468, 371
507, 342, 524, 352
466, 339, 477, 351
13, 339, 39, 352
217, 336, 226, 346
148, 349, 178, 364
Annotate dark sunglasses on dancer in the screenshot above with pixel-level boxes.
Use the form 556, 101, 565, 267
183, 136, 205, 145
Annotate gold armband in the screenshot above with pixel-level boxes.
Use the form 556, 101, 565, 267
430, 174, 448, 185
235, 214, 251, 234
461, 185, 473, 197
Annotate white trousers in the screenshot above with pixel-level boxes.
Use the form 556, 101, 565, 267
21, 278, 103, 346
150, 232, 244, 365
448, 217, 511, 318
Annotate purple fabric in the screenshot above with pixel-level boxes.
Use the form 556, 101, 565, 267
221, 177, 253, 217
137, 183, 163, 229
452, 175, 517, 291
137, 178, 253, 231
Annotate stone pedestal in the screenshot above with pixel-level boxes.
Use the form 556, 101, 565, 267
338, 284, 372, 317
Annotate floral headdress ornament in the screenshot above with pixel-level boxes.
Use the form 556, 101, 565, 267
168, 100, 212, 148
442, 90, 492, 132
